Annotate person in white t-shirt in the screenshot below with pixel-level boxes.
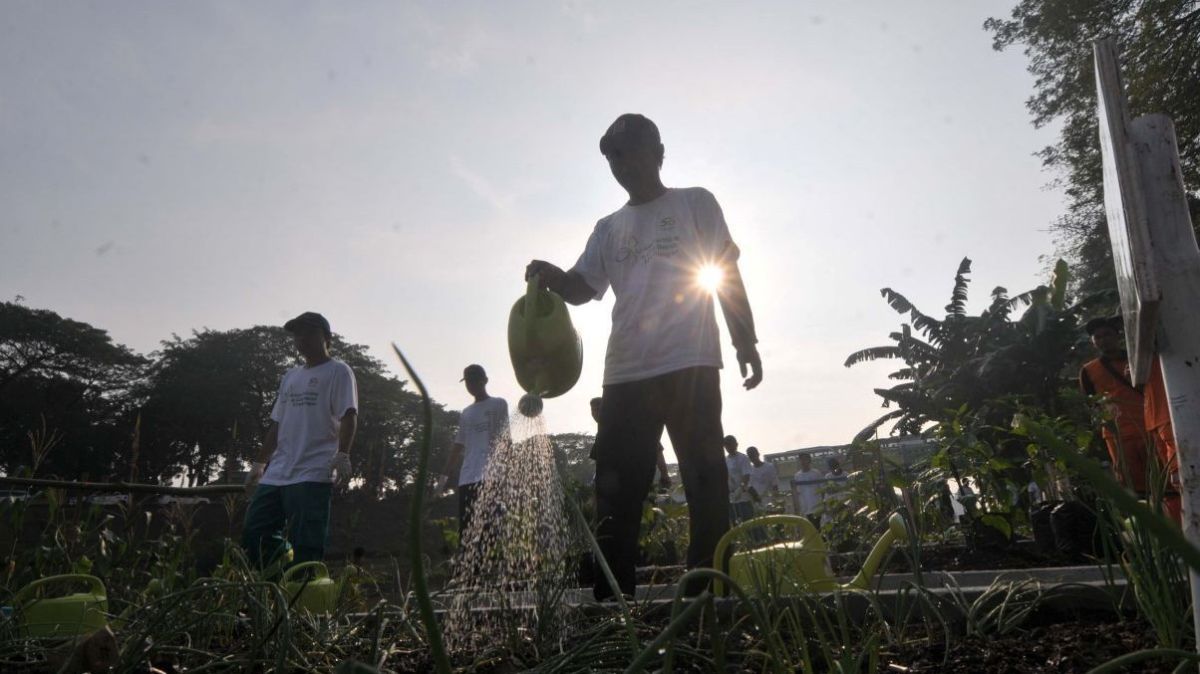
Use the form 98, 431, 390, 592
526, 113, 763, 600
242, 312, 359, 568
725, 435, 754, 524
437, 364, 510, 535
790, 453, 823, 524
746, 446, 779, 509
821, 457, 849, 525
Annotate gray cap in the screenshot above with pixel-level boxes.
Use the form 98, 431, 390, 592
599, 113, 661, 156
461, 364, 487, 382
284, 311, 331, 338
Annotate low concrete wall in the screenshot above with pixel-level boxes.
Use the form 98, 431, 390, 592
0, 490, 461, 578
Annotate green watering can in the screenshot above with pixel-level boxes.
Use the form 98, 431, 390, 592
14, 574, 108, 637
508, 278, 583, 416
282, 561, 339, 614
714, 512, 909, 595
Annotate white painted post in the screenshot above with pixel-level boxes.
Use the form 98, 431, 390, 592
1133, 114, 1200, 649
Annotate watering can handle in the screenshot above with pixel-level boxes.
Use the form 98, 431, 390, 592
712, 515, 821, 595
523, 277, 552, 397
525, 277, 540, 342
14, 574, 105, 606
281, 561, 330, 583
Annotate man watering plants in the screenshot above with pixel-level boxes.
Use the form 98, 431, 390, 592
242, 312, 358, 568
1078, 316, 1150, 494
525, 113, 762, 600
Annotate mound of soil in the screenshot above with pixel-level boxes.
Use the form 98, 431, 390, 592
879, 616, 1166, 673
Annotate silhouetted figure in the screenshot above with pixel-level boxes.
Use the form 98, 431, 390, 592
526, 114, 762, 600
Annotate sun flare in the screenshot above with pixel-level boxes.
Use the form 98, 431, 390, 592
696, 264, 725, 293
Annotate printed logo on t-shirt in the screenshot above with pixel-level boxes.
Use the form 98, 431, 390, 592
286, 376, 321, 408
616, 226, 681, 266
616, 236, 654, 265
286, 389, 319, 407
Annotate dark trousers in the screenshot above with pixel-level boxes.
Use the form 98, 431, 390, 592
241, 481, 333, 569
729, 500, 755, 524
458, 481, 482, 536
593, 366, 727, 600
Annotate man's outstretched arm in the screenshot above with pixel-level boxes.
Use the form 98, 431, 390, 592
717, 258, 762, 389
525, 260, 596, 306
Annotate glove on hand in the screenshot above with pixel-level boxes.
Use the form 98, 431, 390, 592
244, 462, 265, 495
330, 452, 353, 486
433, 475, 451, 495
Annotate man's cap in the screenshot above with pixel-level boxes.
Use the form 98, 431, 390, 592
599, 113, 661, 156
461, 364, 487, 382
284, 311, 331, 337
1085, 315, 1123, 335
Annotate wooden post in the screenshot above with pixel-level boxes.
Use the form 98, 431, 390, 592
1134, 114, 1200, 649
1095, 39, 1200, 655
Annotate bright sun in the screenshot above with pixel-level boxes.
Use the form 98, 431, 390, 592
696, 264, 725, 293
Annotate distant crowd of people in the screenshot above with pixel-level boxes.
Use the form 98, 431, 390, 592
722, 435, 848, 526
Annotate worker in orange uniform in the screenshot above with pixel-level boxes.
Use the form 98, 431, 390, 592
1079, 316, 1149, 494
1144, 357, 1182, 522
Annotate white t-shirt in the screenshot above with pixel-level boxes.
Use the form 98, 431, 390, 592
262, 359, 358, 486
726, 452, 753, 504
823, 471, 849, 503
570, 187, 739, 385
454, 396, 509, 486
749, 461, 779, 499
791, 468, 824, 516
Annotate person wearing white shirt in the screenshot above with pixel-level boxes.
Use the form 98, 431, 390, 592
243, 312, 358, 568
821, 457, 849, 525
790, 453, 823, 524
438, 364, 510, 536
725, 435, 754, 524
525, 114, 763, 600
746, 446, 779, 509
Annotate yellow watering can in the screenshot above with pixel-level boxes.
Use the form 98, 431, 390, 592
15, 574, 108, 637
281, 561, 339, 614
508, 278, 583, 416
714, 513, 909, 595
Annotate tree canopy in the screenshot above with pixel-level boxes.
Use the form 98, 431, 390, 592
0, 300, 146, 478
986, 0, 1200, 296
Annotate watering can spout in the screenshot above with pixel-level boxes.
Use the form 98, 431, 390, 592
715, 511, 909, 596
846, 512, 910, 590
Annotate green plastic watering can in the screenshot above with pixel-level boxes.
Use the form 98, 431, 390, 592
714, 512, 909, 595
15, 574, 108, 637
508, 278, 583, 413
282, 561, 339, 614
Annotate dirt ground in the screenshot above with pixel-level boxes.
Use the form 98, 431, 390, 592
878, 615, 1166, 673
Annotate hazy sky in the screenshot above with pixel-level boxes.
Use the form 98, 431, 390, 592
1, 2, 1064, 461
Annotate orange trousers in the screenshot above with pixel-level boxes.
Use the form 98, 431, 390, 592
1151, 425, 1182, 524
1104, 431, 1150, 494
